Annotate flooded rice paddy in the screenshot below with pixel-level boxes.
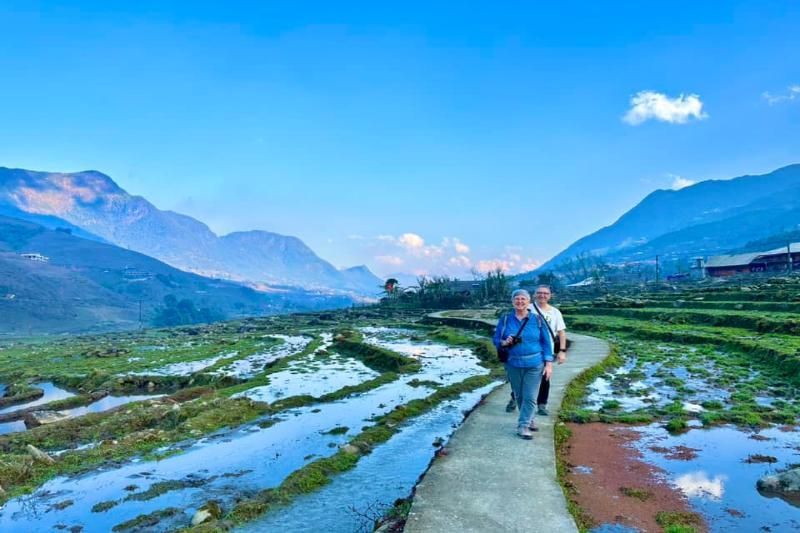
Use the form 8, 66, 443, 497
0, 317, 499, 532
0, 382, 75, 415
578, 338, 800, 531
239, 385, 496, 533
633, 423, 800, 532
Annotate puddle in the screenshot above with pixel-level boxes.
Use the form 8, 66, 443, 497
632, 423, 800, 531
128, 352, 239, 377
362, 329, 485, 386
213, 335, 312, 378
52, 442, 101, 457
584, 359, 730, 413
233, 351, 379, 403
0, 394, 164, 436
237, 384, 497, 533
0, 420, 26, 435
589, 525, 640, 533
0, 382, 75, 415
0, 330, 489, 532
59, 394, 165, 419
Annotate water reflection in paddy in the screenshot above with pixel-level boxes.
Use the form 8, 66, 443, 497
238, 384, 498, 533
214, 334, 311, 378
632, 423, 800, 532
0, 382, 75, 415
0, 329, 489, 532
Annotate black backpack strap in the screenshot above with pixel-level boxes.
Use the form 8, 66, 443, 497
532, 303, 557, 344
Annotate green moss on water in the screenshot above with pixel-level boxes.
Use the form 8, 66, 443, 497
91, 500, 119, 513
125, 478, 206, 501
655, 510, 703, 530
333, 339, 421, 374
112, 507, 182, 532
559, 345, 623, 422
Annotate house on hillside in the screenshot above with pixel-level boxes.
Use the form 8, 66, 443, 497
20, 253, 49, 263
705, 243, 800, 277
122, 267, 154, 281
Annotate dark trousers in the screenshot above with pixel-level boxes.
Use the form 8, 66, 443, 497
537, 374, 550, 406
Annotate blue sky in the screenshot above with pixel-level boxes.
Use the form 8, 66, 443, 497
1, 1, 799, 277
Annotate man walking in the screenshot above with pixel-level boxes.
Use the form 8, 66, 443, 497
505, 285, 567, 417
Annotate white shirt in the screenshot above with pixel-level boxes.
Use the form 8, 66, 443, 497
530, 304, 566, 351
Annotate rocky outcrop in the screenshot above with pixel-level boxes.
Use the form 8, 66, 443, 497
757, 467, 800, 495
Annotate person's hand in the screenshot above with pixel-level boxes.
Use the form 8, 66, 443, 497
557, 351, 567, 365
543, 362, 553, 380
501, 336, 515, 347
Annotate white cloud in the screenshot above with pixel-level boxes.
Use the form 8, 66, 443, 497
448, 255, 472, 268
623, 91, 708, 125
398, 233, 425, 250
475, 259, 513, 273
375, 255, 403, 266
669, 174, 696, 190
364, 232, 540, 278
762, 85, 800, 105
674, 471, 726, 500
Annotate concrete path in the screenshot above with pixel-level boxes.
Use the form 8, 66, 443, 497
405, 313, 609, 533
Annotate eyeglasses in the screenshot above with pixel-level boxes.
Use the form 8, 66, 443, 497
535, 292, 551, 296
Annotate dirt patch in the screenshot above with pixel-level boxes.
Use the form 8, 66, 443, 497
563, 423, 706, 532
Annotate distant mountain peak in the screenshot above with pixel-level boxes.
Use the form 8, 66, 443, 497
527, 163, 800, 276
0, 166, 379, 295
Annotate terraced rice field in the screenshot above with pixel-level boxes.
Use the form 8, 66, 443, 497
0, 309, 503, 532
560, 277, 800, 532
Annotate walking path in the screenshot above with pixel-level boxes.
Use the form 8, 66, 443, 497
405, 311, 610, 533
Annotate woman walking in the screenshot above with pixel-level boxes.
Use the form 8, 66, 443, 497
493, 289, 554, 439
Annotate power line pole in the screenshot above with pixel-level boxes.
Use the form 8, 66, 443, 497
655, 255, 660, 284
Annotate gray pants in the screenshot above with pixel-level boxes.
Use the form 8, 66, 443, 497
505, 364, 543, 428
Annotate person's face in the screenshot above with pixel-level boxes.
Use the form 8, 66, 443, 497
535, 288, 551, 304
513, 294, 530, 310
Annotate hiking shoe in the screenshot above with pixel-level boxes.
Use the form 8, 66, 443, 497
528, 420, 539, 432
505, 398, 517, 412
517, 426, 533, 440
537, 405, 549, 416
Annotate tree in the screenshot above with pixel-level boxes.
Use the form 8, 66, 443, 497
152, 295, 223, 327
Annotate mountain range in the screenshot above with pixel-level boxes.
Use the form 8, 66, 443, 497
0, 215, 354, 335
533, 164, 800, 275
0, 167, 382, 294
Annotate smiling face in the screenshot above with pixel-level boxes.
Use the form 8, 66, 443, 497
513, 293, 530, 311
535, 286, 551, 305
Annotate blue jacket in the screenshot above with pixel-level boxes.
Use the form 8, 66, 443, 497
493, 311, 553, 368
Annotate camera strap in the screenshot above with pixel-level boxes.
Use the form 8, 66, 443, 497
504, 313, 530, 340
